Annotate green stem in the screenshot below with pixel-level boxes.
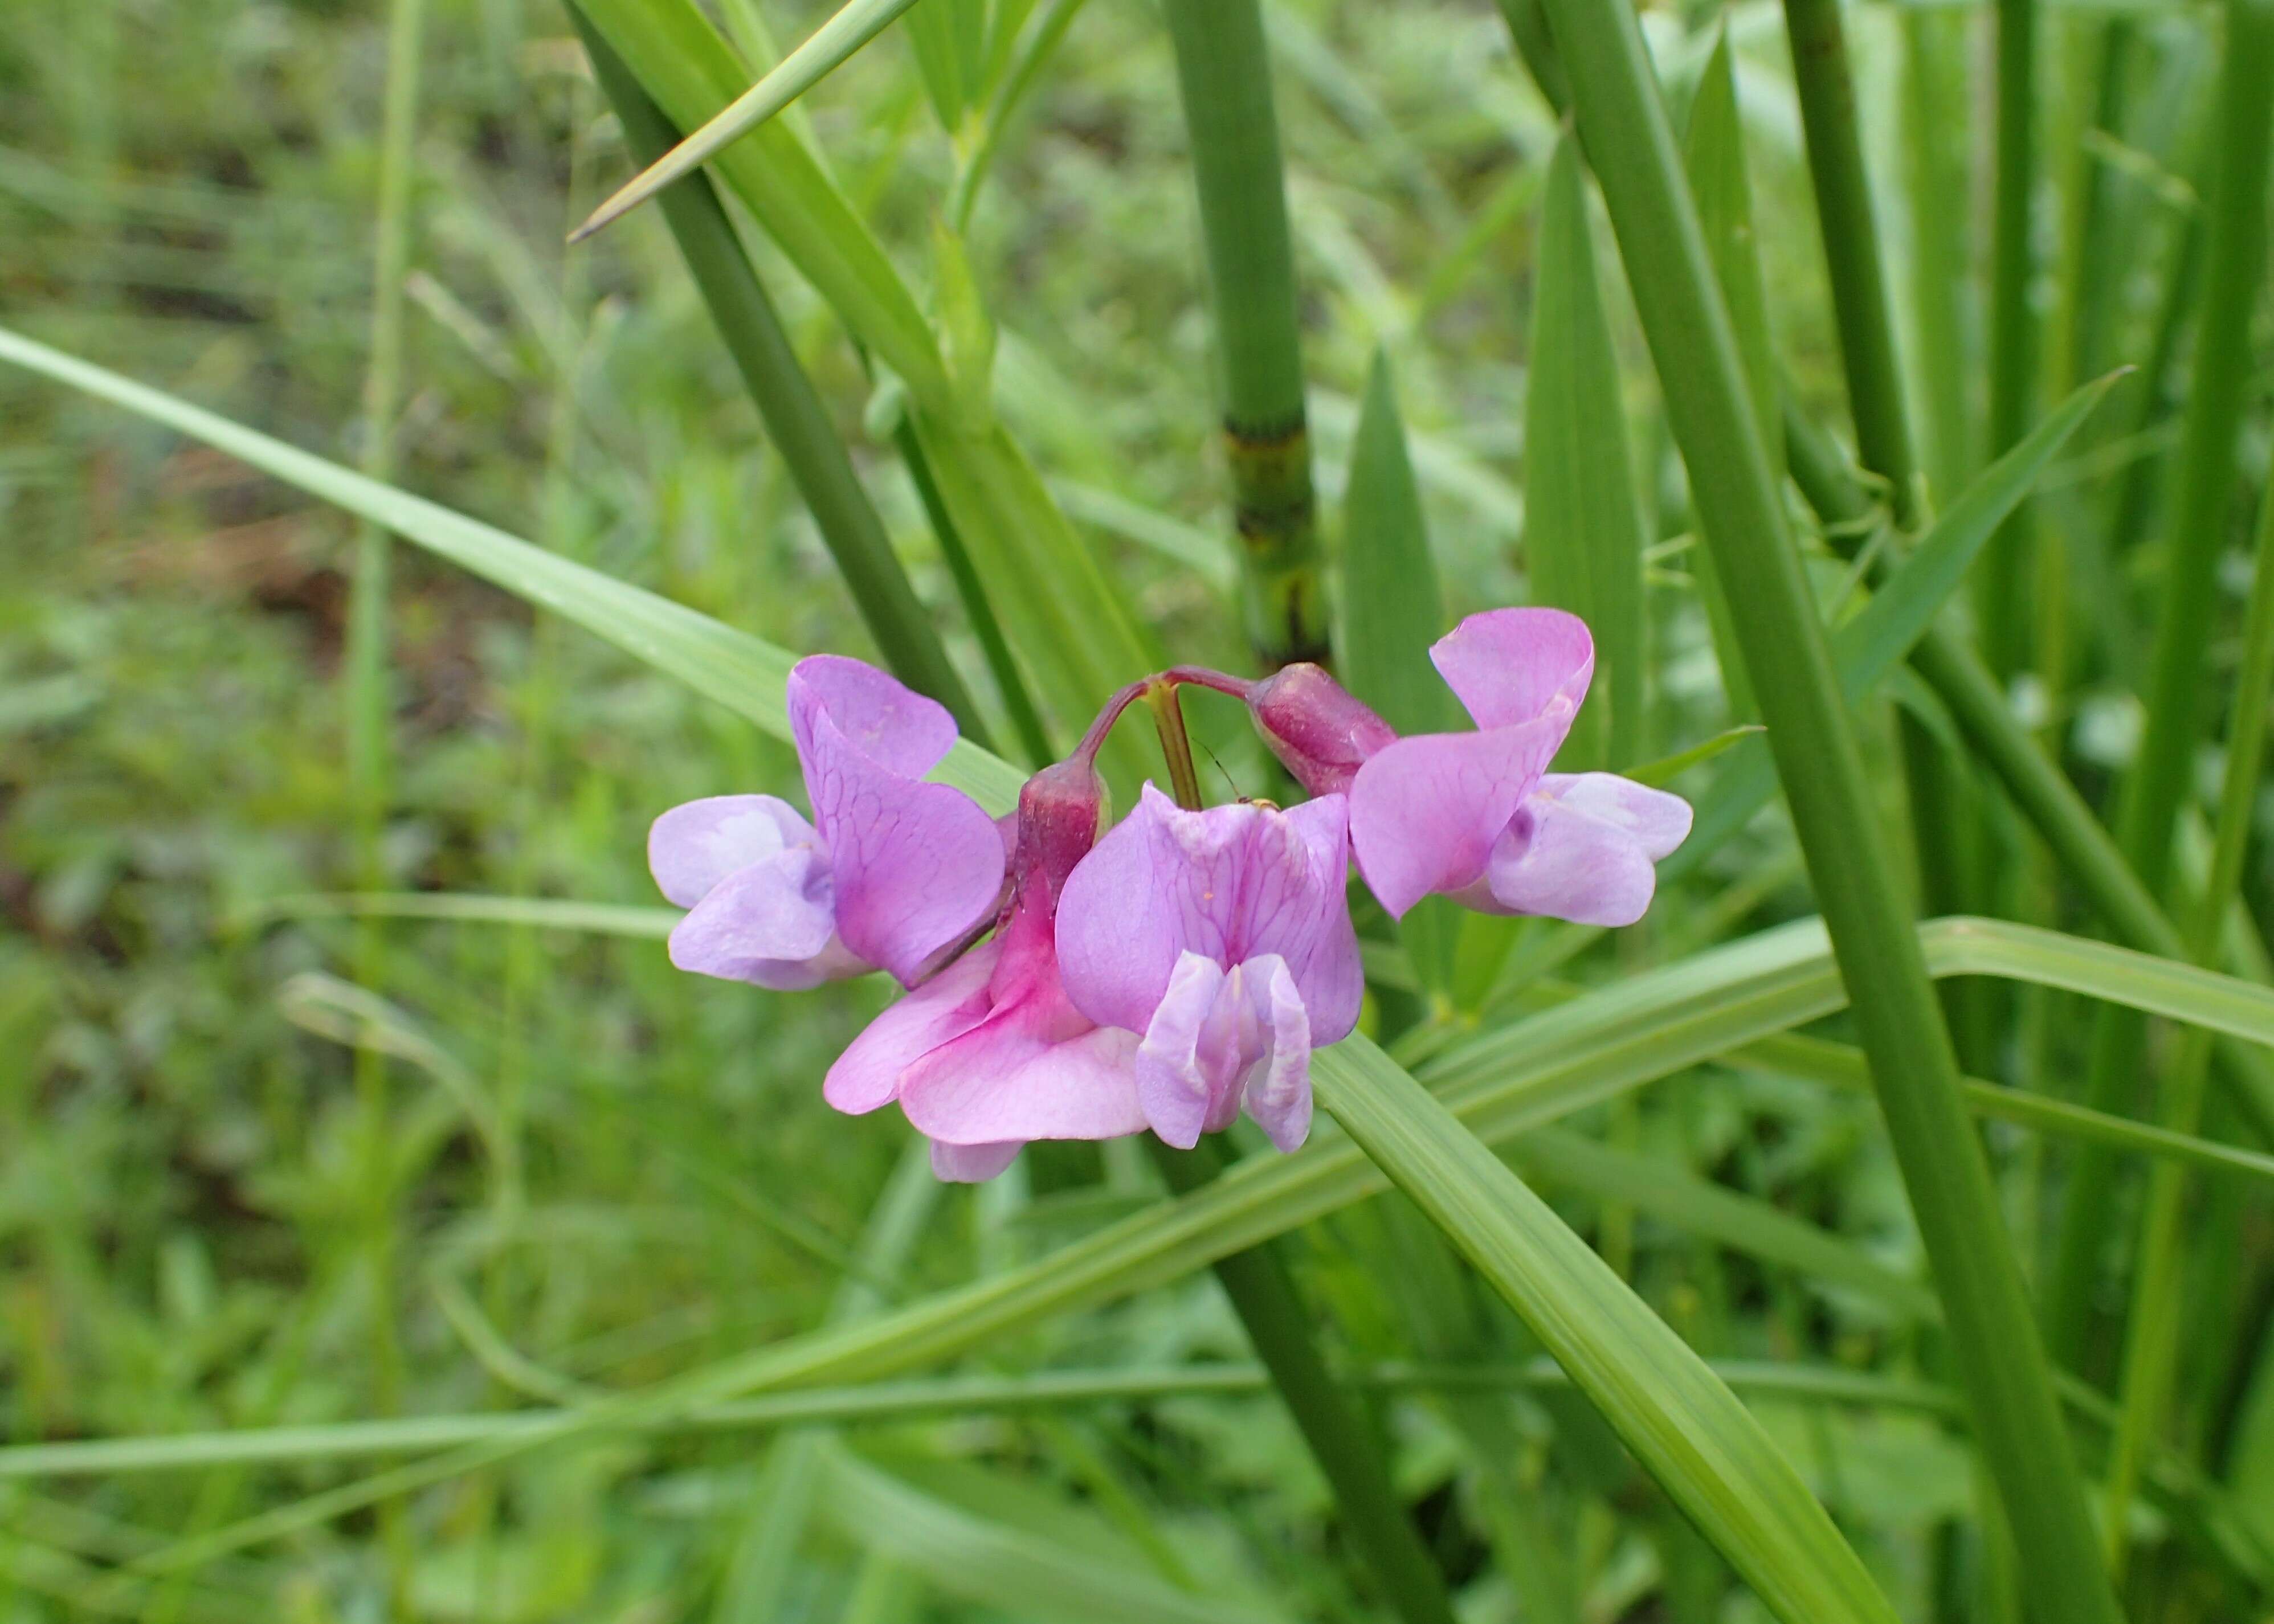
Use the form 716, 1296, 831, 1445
1779, 0, 2001, 1067
1899, 10, 1973, 502
1161, 0, 1330, 669
1136, 694, 1453, 1624
1529, 0, 2120, 1615
1780, 0, 1923, 529
892, 419, 1055, 764
2047, 0, 2274, 1367
344, 1, 427, 1613
1146, 1138, 1458, 1624
2061, 22, 2135, 392
2103, 443, 2274, 1574
1981, 0, 2036, 681
578, 20, 993, 747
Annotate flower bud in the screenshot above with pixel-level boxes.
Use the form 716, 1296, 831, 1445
1246, 664, 1398, 795
1011, 759, 1109, 906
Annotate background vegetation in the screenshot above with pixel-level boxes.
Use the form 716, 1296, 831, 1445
7, 0, 2274, 1619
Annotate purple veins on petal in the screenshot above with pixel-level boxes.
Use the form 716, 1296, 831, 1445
1057, 784, 1360, 1153
786, 655, 1007, 986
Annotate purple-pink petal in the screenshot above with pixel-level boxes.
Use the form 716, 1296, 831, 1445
1240, 956, 1314, 1154
788, 656, 1006, 986
823, 936, 1001, 1114
894, 901, 1148, 1147
1428, 607, 1594, 731
787, 654, 960, 779
1346, 716, 1567, 919
931, 1139, 1023, 1183
1057, 785, 1362, 1042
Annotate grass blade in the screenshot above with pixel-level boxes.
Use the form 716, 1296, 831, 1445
2103, 432, 2274, 1572
1673, 373, 2118, 870
1340, 349, 1460, 995
1682, 28, 1770, 722
1522, 0, 2121, 1613
1312, 1037, 1900, 1624
577, 15, 993, 745
571, 0, 926, 243
1981, 0, 2038, 680
2047, 0, 2274, 1364
1525, 130, 1647, 768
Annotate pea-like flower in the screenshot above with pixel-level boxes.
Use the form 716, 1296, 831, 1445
648, 656, 1007, 991
1250, 609, 1691, 928
831, 761, 1149, 1183
1056, 785, 1363, 1153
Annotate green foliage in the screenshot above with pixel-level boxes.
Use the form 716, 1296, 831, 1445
10, 1, 2274, 1620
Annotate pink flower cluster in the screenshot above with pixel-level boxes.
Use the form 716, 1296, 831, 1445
650, 609, 1691, 1180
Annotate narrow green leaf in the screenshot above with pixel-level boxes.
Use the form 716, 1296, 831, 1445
1340, 349, 1459, 997
819, 1445, 1290, 1624
1625, 724, 1762, 788
578, 17, 993, 744
571, 0, 928, 243
1313, 1037, 1900, 1624
1525, 0, 2124, 1604
0, 325, 1026, 816
1682, 27, 1770, 720
1525, 130, 1648, 768
1338, 349, 1448, 737
575, 0, 946, 404
1672, 371, 2121, 873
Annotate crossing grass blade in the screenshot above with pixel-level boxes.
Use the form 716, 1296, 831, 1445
576, 15, 993, 746
1313, 1036, 1900, 1624
575, 0, 1158, 766
1525, 130, 1646, 769
571, 0, 928, 244
1672, 371, 2120, 870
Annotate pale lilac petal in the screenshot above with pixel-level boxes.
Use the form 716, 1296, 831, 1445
930, 1139, 1023, 1182
1133, 952, 1235, 1150
668, 845, 866, 990
1430, 608, 1594, 733
1238, 956, 1313, 1153
822, 938, 1001, 1114
1348, 715, 1566, 918
787, 654, 958, 779
648, 795, 811, 908
1055, 787, 1186, 1034
1476, 774, 1693, 927
1538, 772, 1695, 860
